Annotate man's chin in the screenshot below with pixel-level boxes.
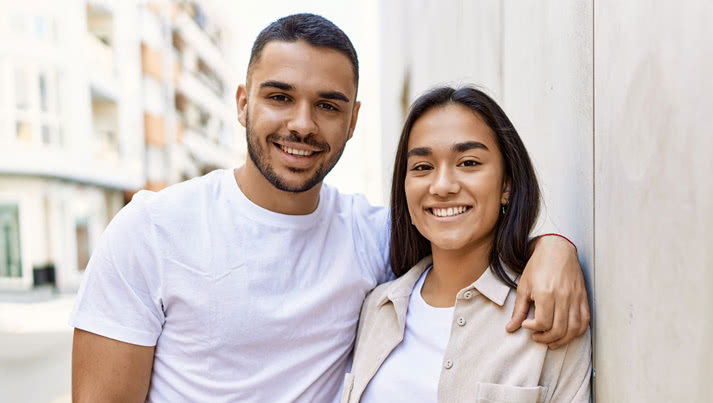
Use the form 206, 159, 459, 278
269, 169, 323, 193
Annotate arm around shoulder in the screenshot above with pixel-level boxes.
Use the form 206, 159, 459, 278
509, 234, 590, 348
72, 328, 155, 403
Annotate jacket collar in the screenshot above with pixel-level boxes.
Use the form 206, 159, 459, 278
377, 255, 515, 319
376, 256, 432, 330
472, 263, 513, 306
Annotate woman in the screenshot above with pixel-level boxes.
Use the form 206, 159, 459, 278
342, 86, 591, 402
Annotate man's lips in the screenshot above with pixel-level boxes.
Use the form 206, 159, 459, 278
273, 142, 324, 157
272, 143, 323, 169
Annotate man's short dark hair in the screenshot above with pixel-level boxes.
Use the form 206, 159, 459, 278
248, 13, 359, 88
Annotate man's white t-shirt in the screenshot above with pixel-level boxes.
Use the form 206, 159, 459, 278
70, 169, 392, 402
360, 266, 453, 403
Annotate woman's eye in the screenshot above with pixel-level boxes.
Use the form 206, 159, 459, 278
412, 164, 432, 171
459, 160, 481, 167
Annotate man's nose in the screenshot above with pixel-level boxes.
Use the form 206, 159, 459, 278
286, 101, 318, 137
429, 167, 460, 197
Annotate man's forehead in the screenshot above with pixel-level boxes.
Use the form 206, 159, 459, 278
248, 40, 356, 97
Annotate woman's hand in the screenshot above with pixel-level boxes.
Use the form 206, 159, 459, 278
505, 234, 590, 349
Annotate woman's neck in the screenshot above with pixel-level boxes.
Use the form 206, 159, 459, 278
421, 238, 493, 308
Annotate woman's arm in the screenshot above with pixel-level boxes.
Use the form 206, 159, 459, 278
506, 234, 590, 349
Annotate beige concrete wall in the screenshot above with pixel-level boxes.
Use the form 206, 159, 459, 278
593, 1, 713, 401
380, 1, 713, 401
379, 0, 594, 280
500, 0, 594, 294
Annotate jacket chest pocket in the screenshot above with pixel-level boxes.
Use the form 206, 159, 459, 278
340, 373, 355, 403
475, 382, 548, 403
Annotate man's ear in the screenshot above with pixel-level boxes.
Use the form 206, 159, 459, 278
501, 178, 511, 205
236, 84, 248, 128
347, 100, 361, 141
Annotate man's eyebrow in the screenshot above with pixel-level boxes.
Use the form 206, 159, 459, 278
407, 147, 432, 158
260, 80, 293, 91
318, 91, 350, 103
452, 141, 489, 153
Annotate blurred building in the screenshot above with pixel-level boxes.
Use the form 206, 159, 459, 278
0, 0, 243, 294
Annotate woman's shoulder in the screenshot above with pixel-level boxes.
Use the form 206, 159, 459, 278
361, 280, 395, 310
362, 257, 433, 310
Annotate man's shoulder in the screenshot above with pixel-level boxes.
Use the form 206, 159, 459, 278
323, 184, 388, 221
131, 169, 227, 217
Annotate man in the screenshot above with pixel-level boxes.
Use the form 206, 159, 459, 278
71, 13, 589, 403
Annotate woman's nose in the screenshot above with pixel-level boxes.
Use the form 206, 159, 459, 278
429, 168, 460, 196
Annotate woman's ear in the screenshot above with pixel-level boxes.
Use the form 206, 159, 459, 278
501, 179, 511, 206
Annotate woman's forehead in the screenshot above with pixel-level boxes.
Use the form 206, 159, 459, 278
408, 105, 496, 149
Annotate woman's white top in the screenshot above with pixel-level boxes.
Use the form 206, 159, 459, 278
361, 266, 453, 403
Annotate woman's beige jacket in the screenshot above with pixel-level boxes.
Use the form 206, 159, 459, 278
342, 256, 592, 403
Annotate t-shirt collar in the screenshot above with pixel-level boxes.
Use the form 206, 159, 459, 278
225, 168, 327, 228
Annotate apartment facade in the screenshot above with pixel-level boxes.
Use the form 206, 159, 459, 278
0, 0, 243, 294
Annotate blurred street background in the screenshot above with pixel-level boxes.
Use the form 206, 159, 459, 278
1, 0, 712, 402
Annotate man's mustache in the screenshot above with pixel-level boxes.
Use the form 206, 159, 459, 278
266, 133, 330, 152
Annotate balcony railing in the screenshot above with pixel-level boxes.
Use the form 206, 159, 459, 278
86, 34, 115, 76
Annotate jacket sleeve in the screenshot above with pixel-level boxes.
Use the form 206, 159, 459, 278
549, 327, 593, 403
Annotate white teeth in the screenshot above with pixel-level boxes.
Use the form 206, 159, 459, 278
280, 145, 315, 156
431, 206, 469, 217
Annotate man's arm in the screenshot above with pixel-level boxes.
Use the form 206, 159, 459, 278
72, 329, 155, 403
505, 235, 590, 349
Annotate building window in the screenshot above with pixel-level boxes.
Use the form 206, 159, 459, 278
9, 65, 64, 146
9, 12, 26, 36
16, 120, 32, 143
75, 218, 90, 271
14, 67, 30, 110
0, 205, 22, 278
39, 73, 48, 112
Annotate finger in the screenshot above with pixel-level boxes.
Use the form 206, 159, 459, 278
531, 300, 567, 344
506, 288, 531, 332
522, 296, 554, 332
548, 302, 581, 349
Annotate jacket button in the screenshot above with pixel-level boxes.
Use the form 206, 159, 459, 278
464, 291, 473, 299
457, 317, 466, 326
444, 359, 453, 369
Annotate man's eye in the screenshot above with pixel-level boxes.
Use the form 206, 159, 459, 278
459, 160, 481, 167
318, 102, 338, 111
270, 95, 290, 102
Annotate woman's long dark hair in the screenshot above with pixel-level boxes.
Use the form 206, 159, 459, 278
389, 86, 540, 289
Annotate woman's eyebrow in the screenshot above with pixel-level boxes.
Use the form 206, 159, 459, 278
407, 147, 432, 158
453, 141, 489, 153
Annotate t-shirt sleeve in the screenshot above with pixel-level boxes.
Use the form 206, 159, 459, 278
351, 196, 393, 285
69, 191, 165, 346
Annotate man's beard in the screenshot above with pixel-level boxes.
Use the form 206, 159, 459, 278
245, 113, 347, 193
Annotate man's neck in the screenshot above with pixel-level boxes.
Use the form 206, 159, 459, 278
233, 163, 322, 215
